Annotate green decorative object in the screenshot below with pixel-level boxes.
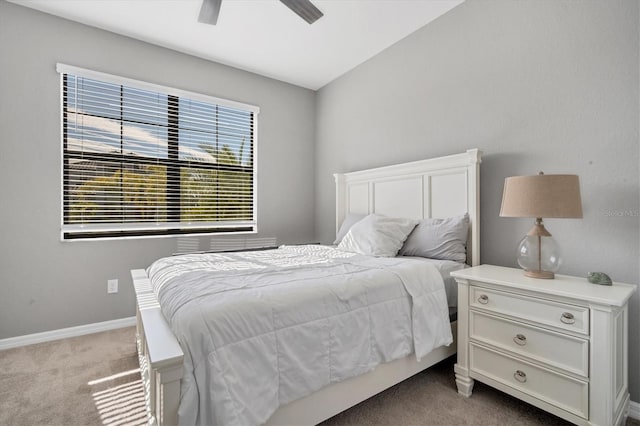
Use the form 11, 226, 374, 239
587, 272, 612, 286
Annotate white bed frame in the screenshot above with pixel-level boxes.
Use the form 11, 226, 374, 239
131, 148, 482, 425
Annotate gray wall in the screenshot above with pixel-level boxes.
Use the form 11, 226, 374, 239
315, 1, 640, 399
0, 1, 316, 338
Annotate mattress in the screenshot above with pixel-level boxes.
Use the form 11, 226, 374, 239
148, 244, 453, 425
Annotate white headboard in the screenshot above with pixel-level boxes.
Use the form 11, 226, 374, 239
334, 149, 482, 266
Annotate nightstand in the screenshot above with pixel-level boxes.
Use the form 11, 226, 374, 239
451, 265, 636, 426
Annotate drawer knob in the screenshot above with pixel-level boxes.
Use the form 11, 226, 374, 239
478, 294, 489, 304
514, 370, 527, 383
513, 334, 527, 346
560, 312, 575, 324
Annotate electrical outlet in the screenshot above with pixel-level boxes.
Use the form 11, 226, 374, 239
107, 279, 118, 294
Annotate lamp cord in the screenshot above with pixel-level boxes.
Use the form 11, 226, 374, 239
537, 234, 542, 273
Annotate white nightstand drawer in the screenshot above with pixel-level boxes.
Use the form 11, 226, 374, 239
469, 311, 589, 377
469, 285, 589, 335
470, 343, 588, 419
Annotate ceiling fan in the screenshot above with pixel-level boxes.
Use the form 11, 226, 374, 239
198, 0, 324, 25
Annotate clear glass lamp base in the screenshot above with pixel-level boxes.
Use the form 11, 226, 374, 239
517, 220, 561, 280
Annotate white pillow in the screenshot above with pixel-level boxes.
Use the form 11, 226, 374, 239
338, 214, 418, 257
333, 213, 366, 245
399, 214, 469, 262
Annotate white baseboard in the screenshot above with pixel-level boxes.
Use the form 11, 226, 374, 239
0, 317, 136, 351
630, 400, 640, 420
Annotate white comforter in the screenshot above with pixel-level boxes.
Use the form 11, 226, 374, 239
148, 245, 453, 426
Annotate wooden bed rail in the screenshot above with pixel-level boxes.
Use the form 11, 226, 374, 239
131, 269, 184, 426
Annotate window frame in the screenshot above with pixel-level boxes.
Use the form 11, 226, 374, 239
57, 64, 260, 241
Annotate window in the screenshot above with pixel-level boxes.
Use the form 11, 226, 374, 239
58, 64, 258, 240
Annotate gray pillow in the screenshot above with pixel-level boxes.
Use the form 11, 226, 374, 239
333, 213, 366, 244
399, 214, 469, 262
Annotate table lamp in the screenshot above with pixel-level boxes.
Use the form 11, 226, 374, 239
500, 172, 582, 279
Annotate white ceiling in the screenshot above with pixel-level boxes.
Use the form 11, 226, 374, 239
9, 0, 463, 90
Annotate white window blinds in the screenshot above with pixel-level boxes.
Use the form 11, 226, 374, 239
58, 64, 258, 239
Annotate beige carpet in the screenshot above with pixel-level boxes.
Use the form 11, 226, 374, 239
0, 327, 637, 426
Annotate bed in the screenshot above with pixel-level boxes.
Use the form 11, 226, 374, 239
131, 148, 482, 425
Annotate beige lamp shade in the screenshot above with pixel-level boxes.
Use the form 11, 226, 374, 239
500, 173, 583, 219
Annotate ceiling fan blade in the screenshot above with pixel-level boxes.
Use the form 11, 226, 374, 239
279, 0, 324, 24
198, 0, 222, 25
